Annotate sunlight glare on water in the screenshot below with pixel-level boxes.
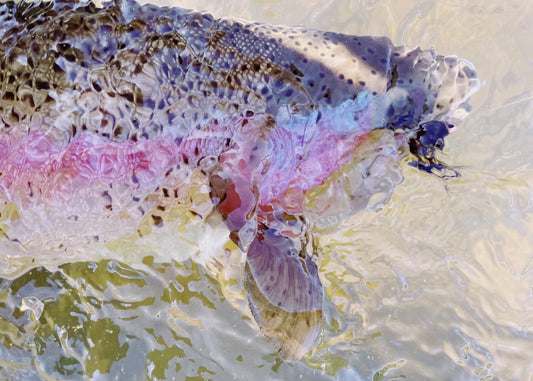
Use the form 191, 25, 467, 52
0, 0, 532, 380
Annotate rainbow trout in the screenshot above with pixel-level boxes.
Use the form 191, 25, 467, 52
0, 0, 479, 360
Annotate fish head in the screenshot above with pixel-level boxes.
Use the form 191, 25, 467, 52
384, 47, 480, 176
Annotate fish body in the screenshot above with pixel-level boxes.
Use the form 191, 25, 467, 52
0, 0, 479, 360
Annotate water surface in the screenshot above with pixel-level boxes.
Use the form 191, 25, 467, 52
1, 0, 532, 380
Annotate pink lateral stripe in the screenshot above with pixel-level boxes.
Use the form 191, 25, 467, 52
0, 132, 181, 202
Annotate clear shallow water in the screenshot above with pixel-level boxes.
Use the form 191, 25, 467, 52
1, 0, 532, 380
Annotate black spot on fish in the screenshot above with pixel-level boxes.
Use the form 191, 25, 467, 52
121, 92, 134, 102
388, 65, 399, 90
52, 62, 64, 73
289, 63, 304, 77
151, 215, 163, 225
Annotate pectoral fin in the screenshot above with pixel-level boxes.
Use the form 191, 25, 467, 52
245, 228, 323, 361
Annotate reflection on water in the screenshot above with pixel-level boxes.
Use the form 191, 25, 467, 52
0, 259, 238, 380
1, 0, 533, 380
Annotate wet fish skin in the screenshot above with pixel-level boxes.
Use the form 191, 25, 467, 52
0, 0, 479, 361
0, 0, 477, 143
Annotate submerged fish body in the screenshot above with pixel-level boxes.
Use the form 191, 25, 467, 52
0, 0, 479, 360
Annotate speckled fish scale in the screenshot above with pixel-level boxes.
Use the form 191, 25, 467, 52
0, 0, 479, 361
0, 0, 477, 142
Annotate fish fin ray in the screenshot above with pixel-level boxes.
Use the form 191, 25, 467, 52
245, 228, 323, 361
